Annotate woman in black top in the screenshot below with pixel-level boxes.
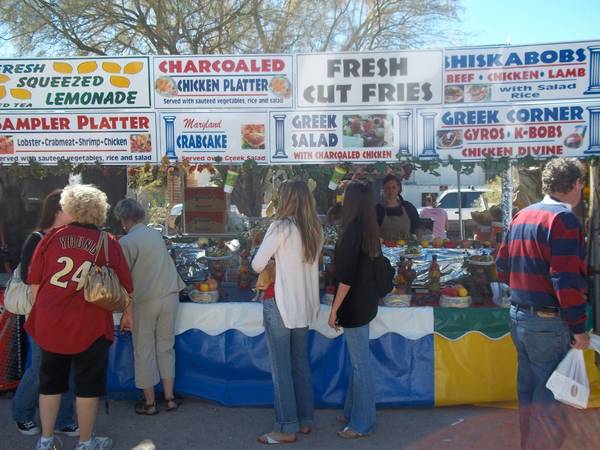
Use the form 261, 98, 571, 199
11, 189, 78, 437
328, 180, 380, 439
375, 174, 421, 241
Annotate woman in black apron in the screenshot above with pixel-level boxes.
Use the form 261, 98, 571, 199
375, 175, 422, 242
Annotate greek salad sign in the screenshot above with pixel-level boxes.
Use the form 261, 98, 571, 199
0, 112, 158, 164
159, 112, 268, 163
0, 57, 151, 110
296, 50, 443, 108
269, 110, 413, 163
444, 41, 600, 104
153, 55, 293, 109
416, 103, 600, 161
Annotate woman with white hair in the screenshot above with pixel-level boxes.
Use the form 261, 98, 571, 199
114, 198, 186, 415
26, 185, 133, 450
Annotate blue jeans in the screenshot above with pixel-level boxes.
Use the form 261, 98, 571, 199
11, 336, 76, 428
510, 305, 571, 450
262, 298, 314, 433
343, 324, 376, 435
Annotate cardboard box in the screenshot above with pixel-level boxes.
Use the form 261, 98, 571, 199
184, 187, 227, 212
184, 211, 228, 234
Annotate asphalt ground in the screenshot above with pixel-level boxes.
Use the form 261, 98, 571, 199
2, 393, 600, 450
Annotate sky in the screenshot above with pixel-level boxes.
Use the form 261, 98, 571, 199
460, 0, 600, 47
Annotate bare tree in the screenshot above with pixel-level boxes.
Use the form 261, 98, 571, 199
1, 0, 460, 56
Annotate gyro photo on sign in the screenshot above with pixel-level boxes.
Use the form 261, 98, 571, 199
436, 130, 464, 149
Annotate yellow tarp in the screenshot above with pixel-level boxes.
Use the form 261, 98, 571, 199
434, 332, 600, 408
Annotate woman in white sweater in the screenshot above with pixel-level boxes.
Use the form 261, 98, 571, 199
252, 180, 323, 445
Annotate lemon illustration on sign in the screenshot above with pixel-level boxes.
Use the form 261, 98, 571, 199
102, 62, 121, 73
110, 76, 130, 88
123, 62, 143, 74
77, 61, 97, 74
0, 74, 9, 83
11, 88, 32, 100
0, 86, 5, 99
53, 62, 73, 74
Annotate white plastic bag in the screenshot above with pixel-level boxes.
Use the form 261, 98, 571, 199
545, 348, 589, 409
590, 334, 600, 354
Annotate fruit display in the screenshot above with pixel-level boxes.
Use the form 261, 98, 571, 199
205, 240, 230, 258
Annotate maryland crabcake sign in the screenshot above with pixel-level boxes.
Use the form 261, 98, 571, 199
0, 57, 151, 110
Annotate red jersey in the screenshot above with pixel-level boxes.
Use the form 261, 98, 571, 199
25, 224, 133, 354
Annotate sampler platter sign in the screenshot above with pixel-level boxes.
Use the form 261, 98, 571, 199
268, 109, 414, 164
0, 57, 151, 110
296, 50, 443, 108
415, 103, 600, 161
0, 112, 158, 165
444, 40, 600, 104
159, 112, 269, 163
153, 55, 294, 109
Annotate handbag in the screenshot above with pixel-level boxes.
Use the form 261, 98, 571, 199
372, 253, 395, 298
83, 231, 130, 312
4, 263, 33, 315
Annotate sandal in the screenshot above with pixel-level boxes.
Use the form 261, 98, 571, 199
165, 397, 182, 412
337, 427, 369, 439
257, 433, 297, 445
134, 401, 158, 415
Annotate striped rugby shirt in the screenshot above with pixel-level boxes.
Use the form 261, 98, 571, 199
496, 196, 587, 334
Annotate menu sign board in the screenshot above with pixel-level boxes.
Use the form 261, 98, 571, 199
296, 50, 443, 108
0, 112, 158, 164
444, 41, 600, 104
0, 57, 151, 110
415, 103, 600, 161
153, 55, 294, 109
269, 109, 414, 164
159, 112, 268, 163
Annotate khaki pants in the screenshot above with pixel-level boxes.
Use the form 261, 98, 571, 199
132, 293, 179, 389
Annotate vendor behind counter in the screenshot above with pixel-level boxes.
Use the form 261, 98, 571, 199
375, 174, 422, 241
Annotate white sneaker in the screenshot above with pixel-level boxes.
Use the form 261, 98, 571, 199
74, 436, 113, 450
34, 436, 63, 450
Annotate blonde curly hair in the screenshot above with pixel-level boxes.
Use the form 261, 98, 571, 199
60, 184, 109, 227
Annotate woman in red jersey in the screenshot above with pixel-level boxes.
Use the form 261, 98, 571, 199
26, 185, 133, 450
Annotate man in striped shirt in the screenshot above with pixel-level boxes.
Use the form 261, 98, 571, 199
496, 157, 589, 450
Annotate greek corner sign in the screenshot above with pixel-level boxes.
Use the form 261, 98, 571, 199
153, 55, 294, 109
0, 57, 151, 110
0, 112, 158, 165
443, 41, 600, 104
415, 103, 600, 161
159, 112, 268, 163
296, 50, 443, 108
268, 109, 412, 163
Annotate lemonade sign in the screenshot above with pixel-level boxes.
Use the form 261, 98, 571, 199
0, 57, 151, 110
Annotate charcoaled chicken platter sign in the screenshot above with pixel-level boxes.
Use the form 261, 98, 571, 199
0, 112, 158, 164
0, 57, 151, 110
152, 55, 293, 109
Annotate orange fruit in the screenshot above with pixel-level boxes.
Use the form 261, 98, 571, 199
199, 283, 209, 292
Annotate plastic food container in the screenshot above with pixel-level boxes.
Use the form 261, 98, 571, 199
189, 289, 219, 303
439, 295, 472, 308
383, 294, 412, 308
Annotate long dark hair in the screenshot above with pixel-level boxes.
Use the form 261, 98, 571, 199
340, 181, 380, 257
37, 189, 63, 230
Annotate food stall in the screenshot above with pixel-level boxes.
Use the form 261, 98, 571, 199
1, 41, 600, 407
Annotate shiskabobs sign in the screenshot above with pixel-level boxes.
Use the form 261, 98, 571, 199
0, 57, 151, 110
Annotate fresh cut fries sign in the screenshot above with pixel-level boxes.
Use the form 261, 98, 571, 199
0, 57, 151, 110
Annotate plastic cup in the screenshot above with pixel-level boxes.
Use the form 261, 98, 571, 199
224, 170, 239, 193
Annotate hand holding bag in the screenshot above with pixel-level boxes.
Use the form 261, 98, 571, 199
83, 231, 130, 312
545, 348, 589, 409
4, 264, 33, 315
